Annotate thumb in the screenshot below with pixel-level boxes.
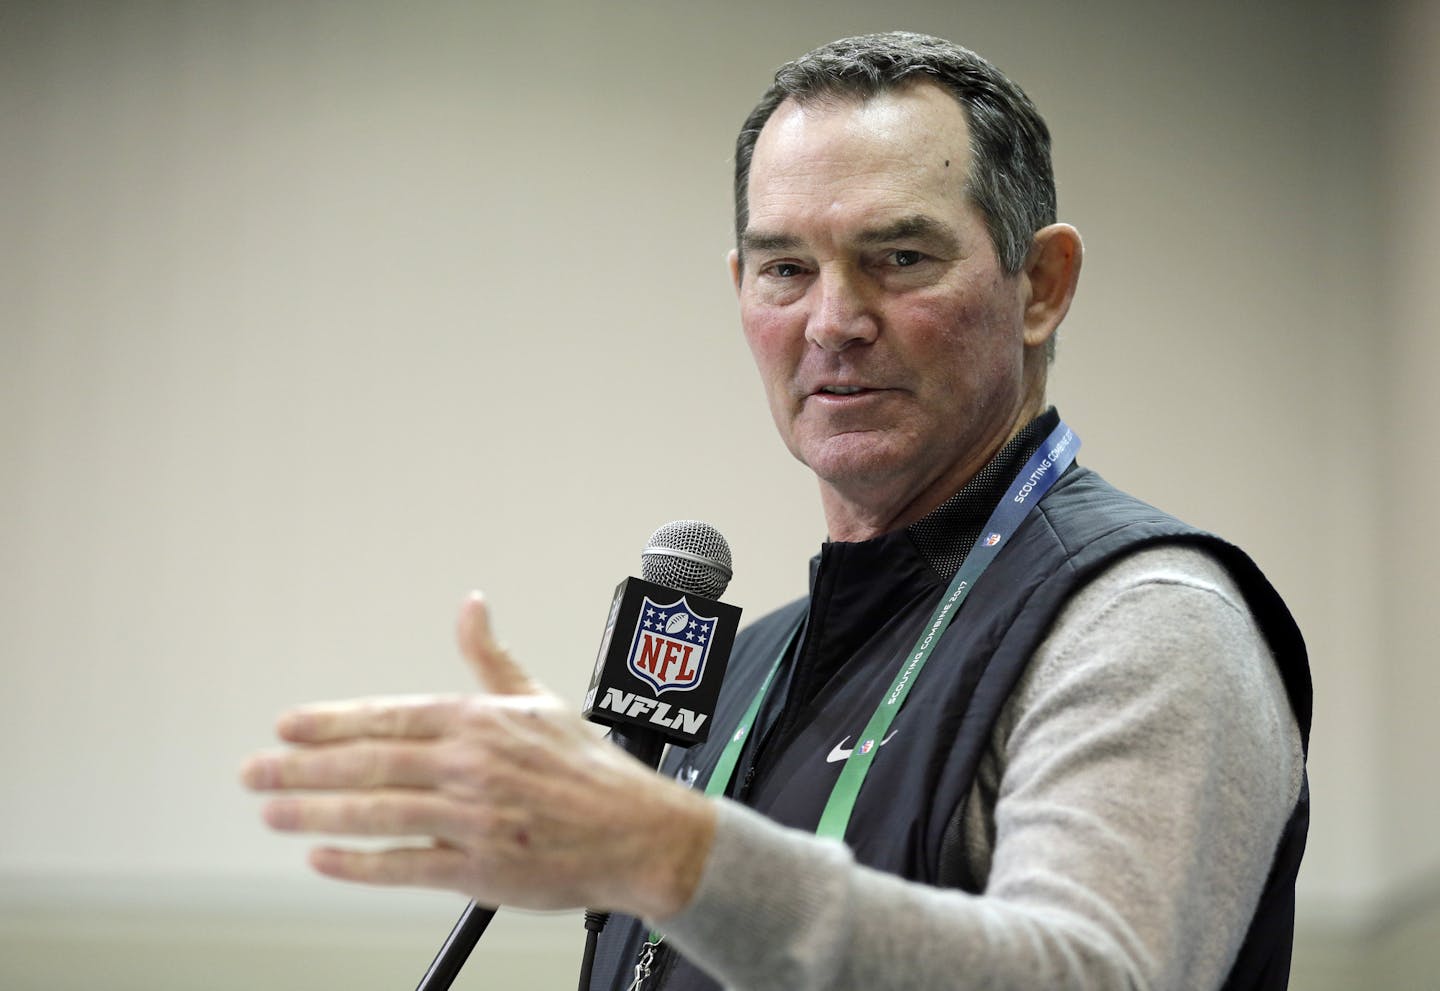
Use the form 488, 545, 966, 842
456, 591, 541, 696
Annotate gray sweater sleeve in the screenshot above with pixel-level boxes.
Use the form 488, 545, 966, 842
651, 545, 1305, 990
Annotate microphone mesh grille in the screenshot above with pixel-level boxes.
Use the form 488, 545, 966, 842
641, 520, 734, 599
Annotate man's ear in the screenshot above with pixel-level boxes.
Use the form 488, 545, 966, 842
1021, 224, 1083, 349
727, 248, 742, 294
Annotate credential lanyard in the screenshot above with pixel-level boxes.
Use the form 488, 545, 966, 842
702, 421, 1080, 842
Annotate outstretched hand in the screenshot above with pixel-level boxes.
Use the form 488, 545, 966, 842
241, 592, 715, 919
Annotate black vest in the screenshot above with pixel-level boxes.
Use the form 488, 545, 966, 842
592, 467, 1311, 990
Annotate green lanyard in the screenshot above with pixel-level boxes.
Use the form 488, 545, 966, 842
701, 628, 794, 800
703, 422, 1079, 841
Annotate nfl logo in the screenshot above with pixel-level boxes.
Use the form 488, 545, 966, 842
626, 596, 719, 695
983, 532, 1002, 547
858, 739, 875, 755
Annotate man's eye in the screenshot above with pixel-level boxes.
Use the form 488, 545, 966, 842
766, 262, 805, 278
892, 250, 925, 267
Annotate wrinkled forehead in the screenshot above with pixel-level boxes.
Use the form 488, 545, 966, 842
767, 79, 970, 141
745, 85, 977, 230
752, 84, 971, 180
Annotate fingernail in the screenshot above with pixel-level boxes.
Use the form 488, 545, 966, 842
276, 710, 309, 740
263, 798, 298, 830
241, 756, 275, 790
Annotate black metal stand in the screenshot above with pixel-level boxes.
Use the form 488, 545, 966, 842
414, 900, 497, 990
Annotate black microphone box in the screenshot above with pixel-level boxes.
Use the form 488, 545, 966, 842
581, 577, 741, 746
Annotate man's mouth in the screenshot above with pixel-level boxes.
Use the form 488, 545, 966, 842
818, 385, 866, 396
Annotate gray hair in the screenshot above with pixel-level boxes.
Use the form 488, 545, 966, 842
734, 32, 1055, 277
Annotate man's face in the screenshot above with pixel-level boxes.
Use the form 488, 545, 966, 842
732, 83, 1040, 536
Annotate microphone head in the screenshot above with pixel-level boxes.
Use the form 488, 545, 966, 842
642, 520, 734, 599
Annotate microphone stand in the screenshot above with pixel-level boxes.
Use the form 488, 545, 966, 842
414, 901, 497, 990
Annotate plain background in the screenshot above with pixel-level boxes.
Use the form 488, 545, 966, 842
3, 1, 1436, 987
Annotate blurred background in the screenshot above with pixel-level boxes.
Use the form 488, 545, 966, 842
2, 1, 1435, 987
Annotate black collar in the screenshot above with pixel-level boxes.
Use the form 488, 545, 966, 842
905, 407, 1062, 580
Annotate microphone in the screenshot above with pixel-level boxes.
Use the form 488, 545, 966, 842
415, 521, 741, 991
576, 520, 742, 988
581, 520, 743, 769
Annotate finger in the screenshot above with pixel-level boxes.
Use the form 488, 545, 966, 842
308, 844, 472, 890
261, 791, 461, 840
456, 591, 541, 696
240, 739, 442, 792
275, 694, 458, 744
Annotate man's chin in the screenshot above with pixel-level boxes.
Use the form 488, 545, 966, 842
799, 436, 915, 492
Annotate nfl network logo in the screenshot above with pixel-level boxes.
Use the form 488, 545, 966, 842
626, 596, 718, 695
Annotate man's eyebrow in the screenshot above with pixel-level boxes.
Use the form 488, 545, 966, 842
738, 230, 802, 255
739, 216, 962, 257
854, 215, 960, 251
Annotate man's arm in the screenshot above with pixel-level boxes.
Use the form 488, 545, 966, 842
242, 546, 1301, 990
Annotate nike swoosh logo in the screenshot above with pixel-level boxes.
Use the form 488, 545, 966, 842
825, 731, 899, 764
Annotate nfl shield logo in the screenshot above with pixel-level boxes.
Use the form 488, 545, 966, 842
983, 532, 1002, 547
626, 596, 719, 695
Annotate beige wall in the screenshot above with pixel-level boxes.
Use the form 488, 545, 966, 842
1, 1, 1433, 987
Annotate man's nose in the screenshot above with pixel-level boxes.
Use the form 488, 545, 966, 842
805, 267, 879, 351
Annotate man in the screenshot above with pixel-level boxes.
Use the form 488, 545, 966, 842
242, 32, 1309, 990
